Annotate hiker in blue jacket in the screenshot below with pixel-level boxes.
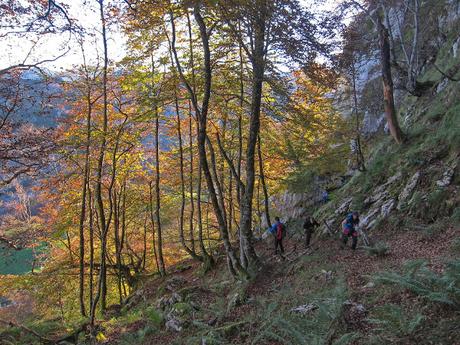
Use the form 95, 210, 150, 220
269, 217, 286, 255
341, 211, 360, 250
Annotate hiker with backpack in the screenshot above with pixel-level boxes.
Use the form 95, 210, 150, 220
341, 211, 360, 250
303, 216, 319, 247
269, 216, 286, 255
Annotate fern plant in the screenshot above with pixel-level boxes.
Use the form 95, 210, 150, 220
373, 259, 460, 309
368, 304, 424, 344
250, 281, 357, 345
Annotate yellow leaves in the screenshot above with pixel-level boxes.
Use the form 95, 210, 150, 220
96, 331, 107, 342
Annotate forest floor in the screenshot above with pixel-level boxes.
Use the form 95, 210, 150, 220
105, 222, 460, 345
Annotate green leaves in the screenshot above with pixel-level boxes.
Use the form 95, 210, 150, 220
368, 304, 424, 343
373, 259, 460, 309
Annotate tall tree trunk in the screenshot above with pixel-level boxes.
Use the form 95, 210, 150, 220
378, 17, 404, 144
186, 13, 196, 253
169, 7, 242, 277
154, 106, 166, 276
188, 101, 196, 253
239, 7, 268, 269
351, 59, 366, 171
113, 187, 123, 304
257, 135, 271, 228
142, 214, 147, 270
193, 5, 245, 277
78, 84, 92, 316
237, 30, 247, 267
88, 184, 94, 311
174, 77, 202, 261
91, 0, 109, 326
148, 181, 160, 274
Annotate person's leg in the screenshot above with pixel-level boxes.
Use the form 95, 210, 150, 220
342, 233, 348, 246
280, 238, 285, 253
274, 238, 278, 254
351, 233, 358, 250
306, 230, 312, 247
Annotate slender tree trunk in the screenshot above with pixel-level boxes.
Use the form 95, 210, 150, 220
237, 33, 247, 268
174, 80, 202, 261
188, 101, 196, 253
169, 7, 241, 277
378, 17, 404, 144
154, 106, 166, 276
167, 42, 202, 261
91, 0, 109, 326
257, 135, 271, 228
88, 184, 94, 311
78, 65, 96, 317
193, 5, 245, 277
228, 170, 233, 238
113, 187, 123, 304
186, 13, 196, 253
148, 181, 160, 274
351, 60, 366, 171
239, 8, 268, 269
142, 214, 147, 271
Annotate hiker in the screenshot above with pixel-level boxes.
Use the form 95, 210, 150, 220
269, 216, 286, 255
341, 211, 360, 250
321, 190, 329, 204
303, 216, 319, 247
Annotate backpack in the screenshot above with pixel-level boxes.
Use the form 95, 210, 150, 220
346, 213, 359, 229
276, 223, 286, 239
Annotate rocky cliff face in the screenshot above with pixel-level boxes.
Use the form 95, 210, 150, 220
291, 0, 460, 237
336, 0, 460, 136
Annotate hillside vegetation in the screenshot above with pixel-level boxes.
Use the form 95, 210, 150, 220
0, 0, 459, 344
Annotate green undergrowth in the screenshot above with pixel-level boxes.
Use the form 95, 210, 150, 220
357, 259, 460, 345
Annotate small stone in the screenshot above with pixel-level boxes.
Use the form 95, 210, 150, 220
436, 78, 449, 94
165, 319, 182, 332
363, 282, 375, 289
290, 303, 318, 315
436, 166, 455, 187
344, 300, 366, 314
321, 269, 333, 282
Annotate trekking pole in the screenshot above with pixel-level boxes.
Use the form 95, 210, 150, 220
358, 226, 370, 247
323, 220, 334, 237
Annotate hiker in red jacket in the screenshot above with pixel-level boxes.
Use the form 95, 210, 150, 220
269, 217, 286, 255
